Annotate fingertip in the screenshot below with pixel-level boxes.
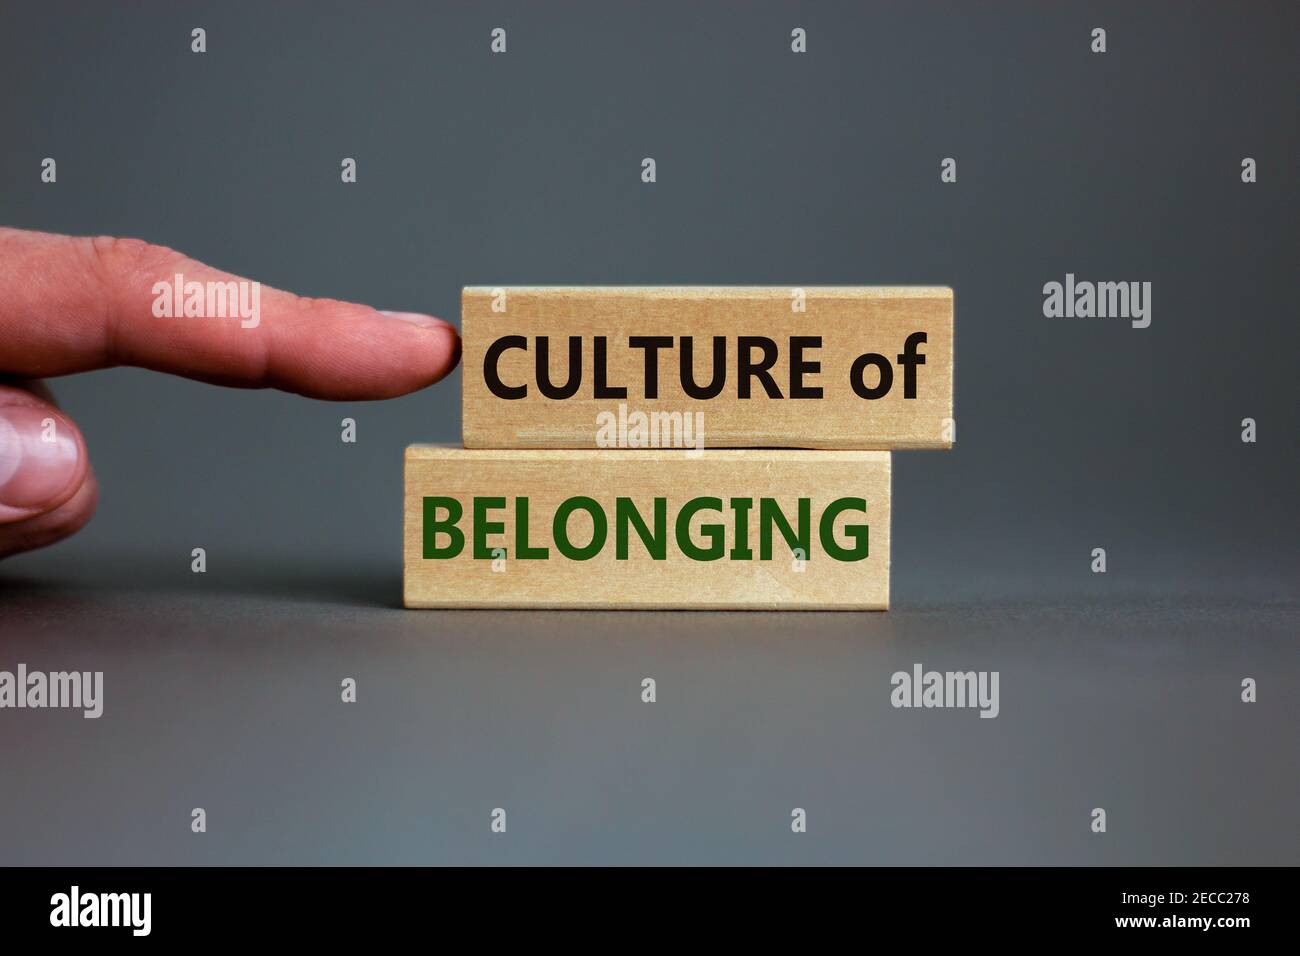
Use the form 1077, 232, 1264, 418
378, 310, 453, 331
0, 401, 89, 523
426, 320, 462, 383
361, 317, 461, 397
0, 469, 98, 560
378, 311, 461, 380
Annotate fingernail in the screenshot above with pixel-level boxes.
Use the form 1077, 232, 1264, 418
0, 407, 82, 511
379, 310, 445, 329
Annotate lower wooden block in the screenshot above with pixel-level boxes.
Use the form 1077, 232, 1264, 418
404, 447, 890, 610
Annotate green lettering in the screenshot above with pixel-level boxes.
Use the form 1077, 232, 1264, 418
423, 496, 464, 559
819, 497, 869, 561
473, 496, 506, 559
729, 497, 754, 560
759, 498, 810, 561
677, 496, 725, 561
616, 497, 666, 559
514, 497, 549, 559
554, 496, 608, 560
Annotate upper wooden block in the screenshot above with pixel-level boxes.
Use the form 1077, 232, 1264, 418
461, 286, 954, 450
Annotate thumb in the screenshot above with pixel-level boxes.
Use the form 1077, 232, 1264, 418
0, 382, 97, 557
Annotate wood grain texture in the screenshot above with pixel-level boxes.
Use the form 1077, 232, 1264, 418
404, 446, 890, 610
461, 286, 953, 450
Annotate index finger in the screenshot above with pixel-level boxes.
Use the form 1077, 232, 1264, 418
0, 227, 459, 399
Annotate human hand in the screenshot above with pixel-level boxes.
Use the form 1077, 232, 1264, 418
0, 226, 460, 559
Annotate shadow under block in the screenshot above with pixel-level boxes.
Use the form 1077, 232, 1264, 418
461, 286, 953, 450
404, 447, 890, 610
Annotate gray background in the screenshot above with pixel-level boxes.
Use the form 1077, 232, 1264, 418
1, 1, 1296, 864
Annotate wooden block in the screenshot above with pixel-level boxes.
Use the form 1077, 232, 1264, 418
461, 286, 953, 450
404, 447, 890, 610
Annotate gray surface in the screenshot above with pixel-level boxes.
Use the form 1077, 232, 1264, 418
1, 1, 1297, 864
2, 570, 1297, 865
